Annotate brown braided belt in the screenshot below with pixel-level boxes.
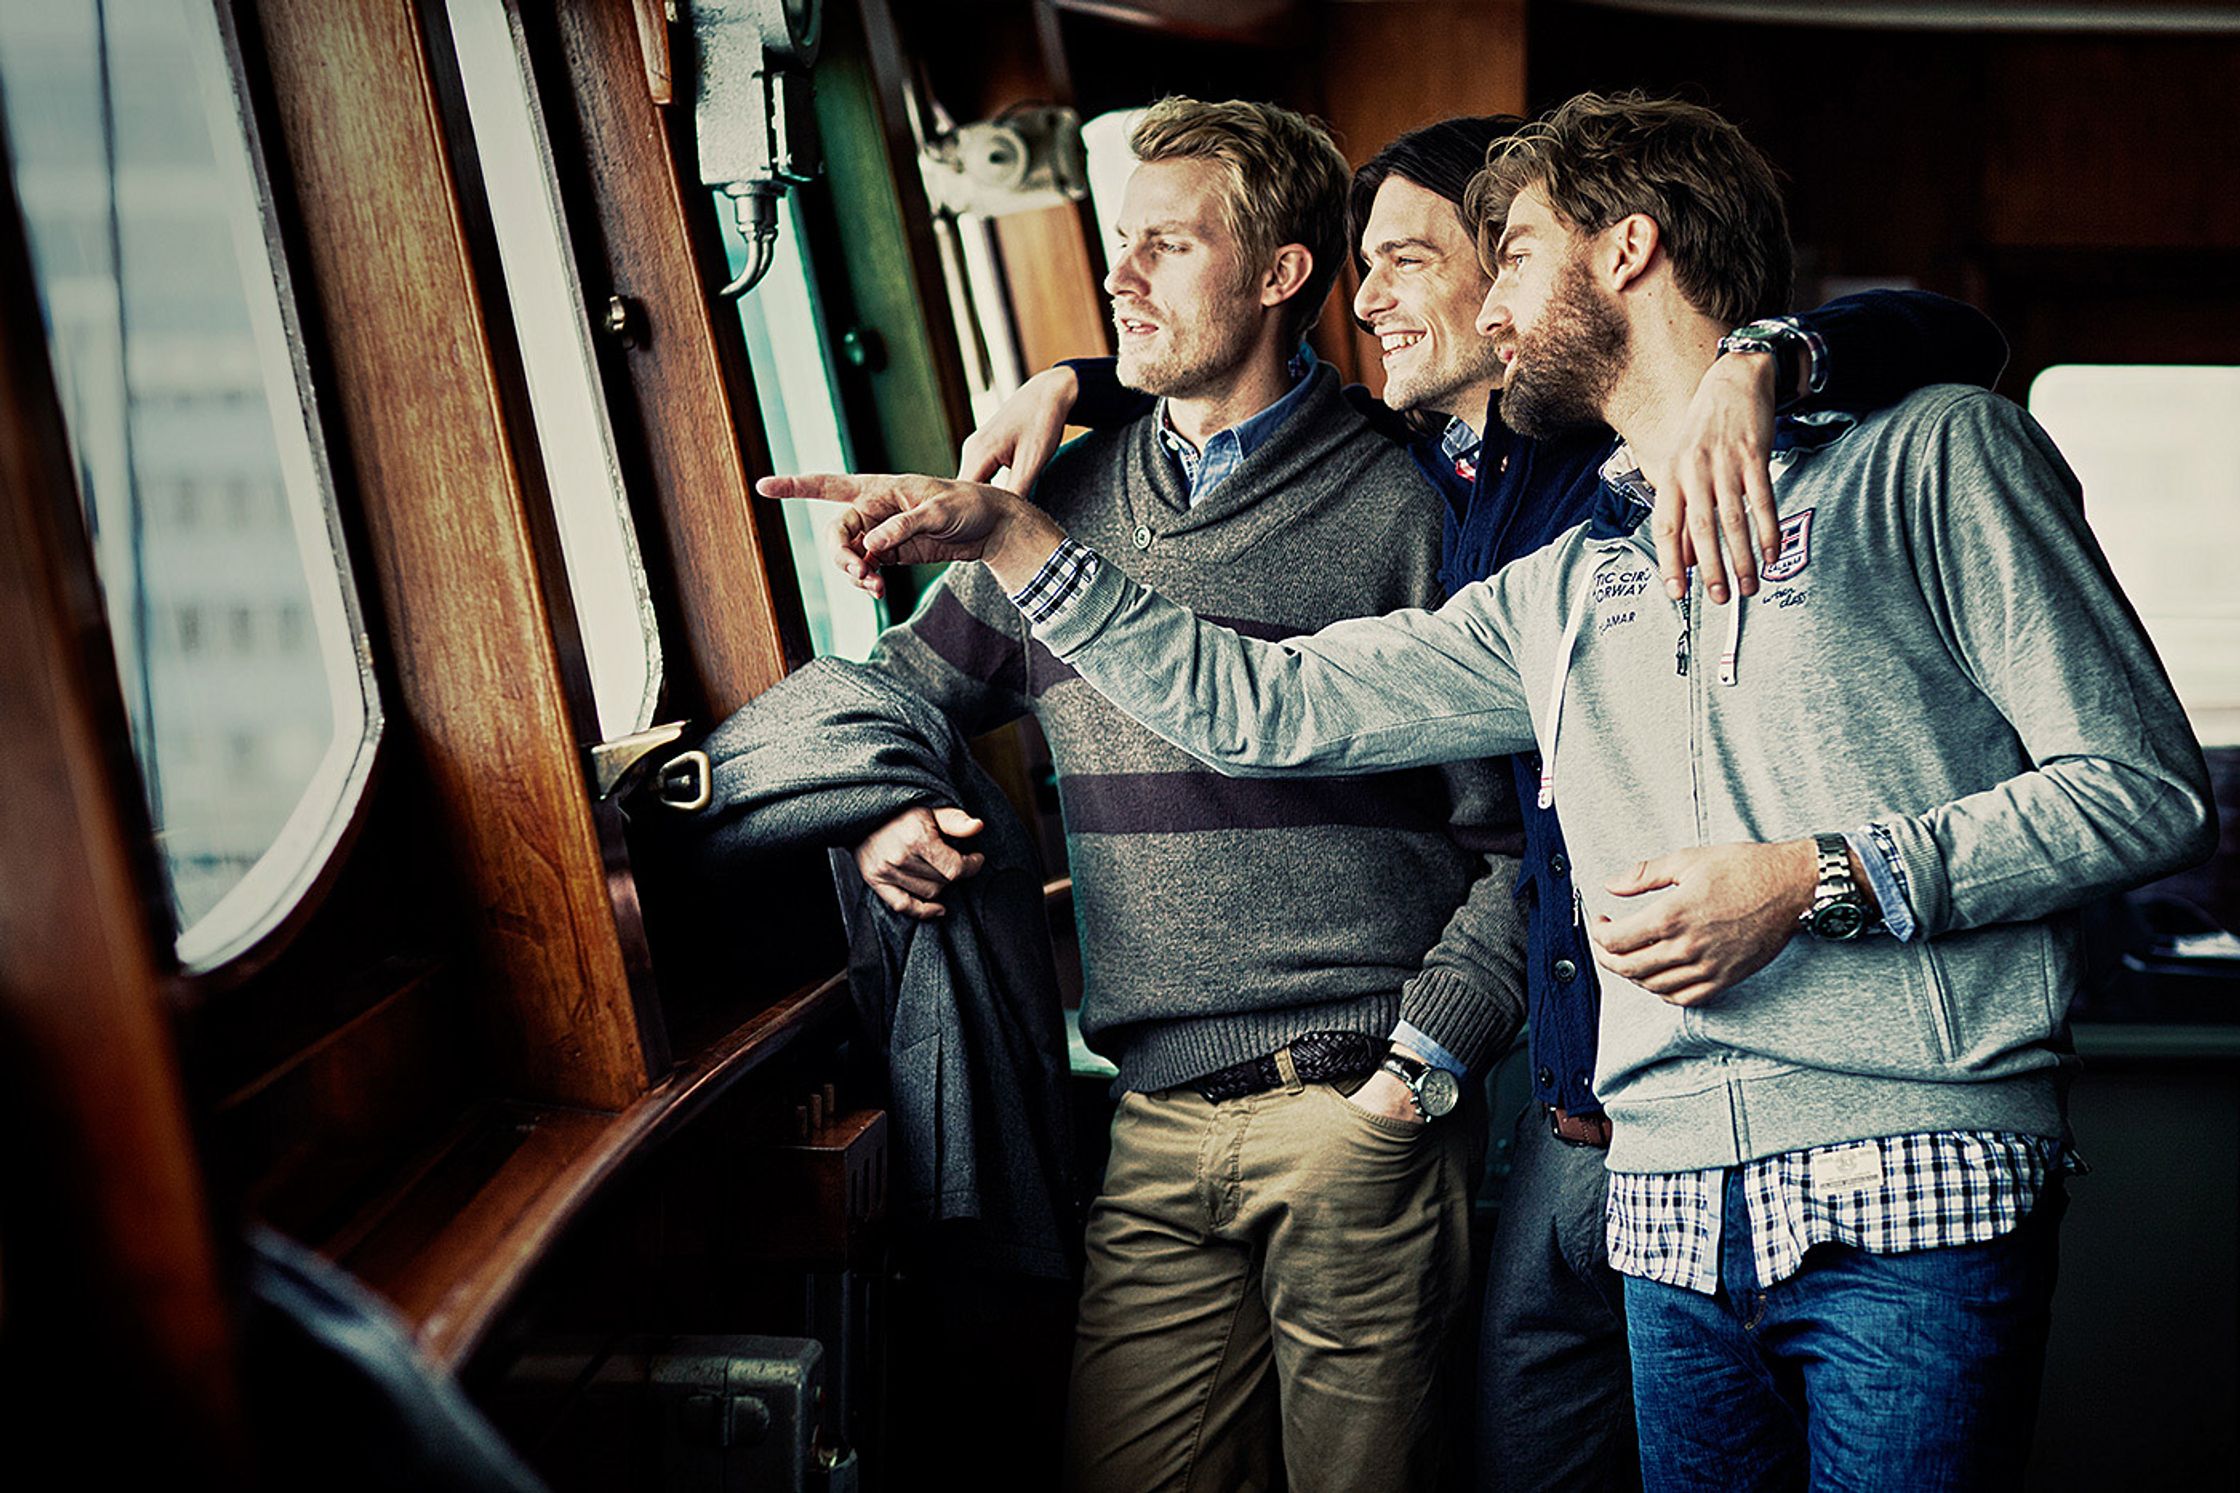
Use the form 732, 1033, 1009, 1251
1190, 1031, 1385, 1103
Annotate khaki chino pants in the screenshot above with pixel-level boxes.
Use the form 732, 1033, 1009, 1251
1062, 1076, 1477, 1493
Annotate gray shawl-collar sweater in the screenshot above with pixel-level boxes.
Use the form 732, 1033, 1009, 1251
870, 364, 1526, 1094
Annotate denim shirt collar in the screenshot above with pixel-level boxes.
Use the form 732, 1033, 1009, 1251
1157, 346, 1318, 504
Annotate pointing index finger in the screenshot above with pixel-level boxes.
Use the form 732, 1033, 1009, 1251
757, 472, 877, 504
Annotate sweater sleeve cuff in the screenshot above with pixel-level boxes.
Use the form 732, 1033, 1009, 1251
1398, 966, 1518, 1078
1027, 545, 1133, 656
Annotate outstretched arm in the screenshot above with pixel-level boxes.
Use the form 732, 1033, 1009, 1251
758, 471, 1543, 776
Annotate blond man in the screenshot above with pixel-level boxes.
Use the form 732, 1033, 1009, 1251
842, 98, 1525, 1489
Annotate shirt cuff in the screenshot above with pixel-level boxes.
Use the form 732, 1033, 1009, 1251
1845, 824, 1918, 942
1007, 537, 1102, 626
1770, 315, 1828, 398
1391, 1022, 1469, 1078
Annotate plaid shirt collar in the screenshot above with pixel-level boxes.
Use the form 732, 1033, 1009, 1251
1439, 415, 1484, 483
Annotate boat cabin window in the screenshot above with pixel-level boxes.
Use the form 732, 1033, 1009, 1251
724, 184, 883, 661
0, 0, 378, 969
440, 0, 661, 736
2029, 364, 2240, 749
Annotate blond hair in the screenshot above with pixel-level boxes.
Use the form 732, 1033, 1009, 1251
1129, 97, 1352, 345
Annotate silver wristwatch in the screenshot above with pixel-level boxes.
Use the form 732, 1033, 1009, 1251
1799, 832, 1869, 941
1717, 319, 1806, 404
1381, 1052, 1462, 1121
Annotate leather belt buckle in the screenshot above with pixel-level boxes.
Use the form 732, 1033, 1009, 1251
1549, 1104, 1612, 1148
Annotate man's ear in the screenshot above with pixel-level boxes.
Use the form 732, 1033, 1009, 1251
1259, 244, 1315, 309
1602, 213, 1660, 294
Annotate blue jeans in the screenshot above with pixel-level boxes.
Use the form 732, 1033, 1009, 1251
1476, 1110, 1638, 1493
1624, 1169, 2062, 1492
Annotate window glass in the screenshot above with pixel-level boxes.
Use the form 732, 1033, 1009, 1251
1080, 108, 1144, 281
0, 0, 380, 969
442, 0, 659, 737
723, 190, 884, 660
2028, 365, 2240, 747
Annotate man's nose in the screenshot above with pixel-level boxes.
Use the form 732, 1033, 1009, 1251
1104, 244, 1146, 299
1352, 261, 1393, 323
1474, 281, 1510, 340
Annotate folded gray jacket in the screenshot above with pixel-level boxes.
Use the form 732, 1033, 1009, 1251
661, 658, 1078, 1277
1028, 386, 2217, 1175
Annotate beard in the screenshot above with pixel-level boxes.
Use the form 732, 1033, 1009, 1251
1113, 289, 1262, 399
1498, 251, 1627, 437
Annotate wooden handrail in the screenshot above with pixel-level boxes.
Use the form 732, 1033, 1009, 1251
332, 972, 850, 1371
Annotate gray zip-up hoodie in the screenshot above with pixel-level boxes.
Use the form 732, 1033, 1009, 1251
1027, 385, 2216, 1174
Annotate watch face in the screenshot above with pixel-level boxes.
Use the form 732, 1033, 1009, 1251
1812, 902, 1868, 941
1419, 1067, 1463, 1118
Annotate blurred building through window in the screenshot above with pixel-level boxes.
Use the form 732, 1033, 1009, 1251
0, 0, 379, 968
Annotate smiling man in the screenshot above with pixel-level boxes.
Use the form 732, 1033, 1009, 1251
774, 91, 2216, 1492
957, 112, 2011, 1493
841, 97, 1525, 1492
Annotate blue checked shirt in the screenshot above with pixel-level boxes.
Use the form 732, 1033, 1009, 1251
1010, 538, 1102, 627
1608, 1131, 2075, 1295
1438, 416, 1483, 486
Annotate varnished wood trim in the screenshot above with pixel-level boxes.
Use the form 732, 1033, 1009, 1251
0, 140, 242, 1470
336, 973, 851, 1370
250, 0, 652, 1109
539, 0, 796, 719
631, 0, 673, 105
991, 205, 1113, 375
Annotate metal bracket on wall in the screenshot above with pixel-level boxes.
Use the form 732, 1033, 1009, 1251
587, 721, 711, 811
687, 0, 825, 298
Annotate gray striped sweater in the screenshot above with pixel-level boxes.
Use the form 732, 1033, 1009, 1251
865, 366, 1526, 1093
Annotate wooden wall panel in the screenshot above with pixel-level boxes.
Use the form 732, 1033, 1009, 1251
0, 187, 241, 1472
1984, 37, 2240, 251
544, 0, 795, 719
1319, 1, 1528, 165
252, 0, 650, 1110
993, 204, 1115, 374
1315, 0, 1528, 394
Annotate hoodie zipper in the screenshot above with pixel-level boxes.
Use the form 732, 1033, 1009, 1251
1678, 583, 1706, 841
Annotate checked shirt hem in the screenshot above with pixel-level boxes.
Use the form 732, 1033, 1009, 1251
1608, 1130, 2066, 1296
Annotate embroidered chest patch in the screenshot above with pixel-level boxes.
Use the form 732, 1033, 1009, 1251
1760, 508, 1815, 583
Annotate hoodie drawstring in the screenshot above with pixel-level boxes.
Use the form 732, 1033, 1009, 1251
1718, 594, 1744, 687
1538, 552, 1617, 810
1543, 553, 1744, 812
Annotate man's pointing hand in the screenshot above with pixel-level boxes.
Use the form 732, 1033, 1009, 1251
756, 472, 1071, 598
